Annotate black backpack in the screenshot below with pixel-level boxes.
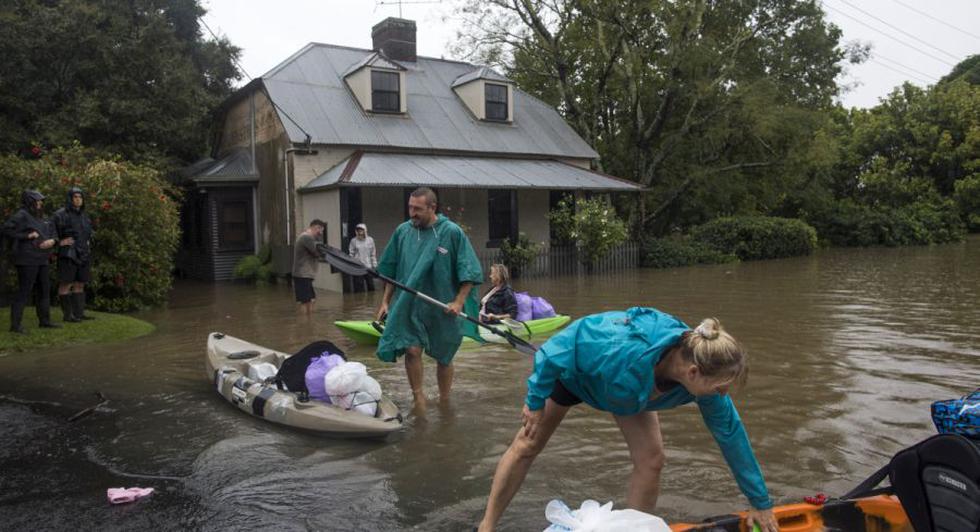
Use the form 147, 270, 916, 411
273, 340, 347, 394
844, 433, 980, 532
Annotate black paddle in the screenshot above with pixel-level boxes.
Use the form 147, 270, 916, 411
318, 244, 539, 356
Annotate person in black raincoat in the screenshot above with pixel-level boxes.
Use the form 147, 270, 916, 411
2, 190, 61, 333
52, 186, 95, 322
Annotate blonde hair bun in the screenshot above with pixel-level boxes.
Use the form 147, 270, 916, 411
694, 318, 721, 340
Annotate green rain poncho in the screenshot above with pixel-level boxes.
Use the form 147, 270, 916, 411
376, 214, 483, 365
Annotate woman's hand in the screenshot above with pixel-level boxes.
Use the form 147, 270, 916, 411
39, 238, 55, 250
27, 231, 39, 239
746, 508, 777, 532
521, 404, 542, 439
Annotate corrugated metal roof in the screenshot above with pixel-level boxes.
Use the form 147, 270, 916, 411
341, 51, 405, 77
300, 152, 640, 192
260, 44, 598, 159
184, 149, 258, 184
451, 66, 512, 88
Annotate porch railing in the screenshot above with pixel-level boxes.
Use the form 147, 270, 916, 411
477, 242, 639, 279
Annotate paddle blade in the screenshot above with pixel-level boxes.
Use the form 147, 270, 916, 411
317, 244, 371, 277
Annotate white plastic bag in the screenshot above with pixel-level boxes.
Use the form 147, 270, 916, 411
336, 375, 382, 416
324, 361, 367, 396
543, 499, 670, 532
246, 362, 277, 382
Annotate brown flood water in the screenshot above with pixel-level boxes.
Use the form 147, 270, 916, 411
1, 237, 978, 530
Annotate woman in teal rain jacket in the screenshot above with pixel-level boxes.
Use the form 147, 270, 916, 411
477, 307, 778, 532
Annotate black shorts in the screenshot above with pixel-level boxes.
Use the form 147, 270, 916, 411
293, 277, 316, 303
57, 258, 91, 283
549, 380, 583, 407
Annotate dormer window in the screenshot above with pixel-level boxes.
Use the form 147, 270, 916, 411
371, 70, 400, 112
485, 83, 509, 121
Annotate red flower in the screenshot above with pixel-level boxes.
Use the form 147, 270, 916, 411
159, 194, 166, 201
101, 201, 111, 211
114, 274, 125, 287
31, 146, 41, 156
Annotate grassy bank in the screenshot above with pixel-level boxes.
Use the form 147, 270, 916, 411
0, 308, 154, 355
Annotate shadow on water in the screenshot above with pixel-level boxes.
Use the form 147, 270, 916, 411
1, 237, 979, 529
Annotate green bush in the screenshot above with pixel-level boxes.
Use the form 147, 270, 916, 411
234, 245, 275, 284
690, 216, 818, 261
0, 144, 180, 312
953, 174, 980, 232
548, 197, 628, 265
804, 199, 965, 246
499, 232, 540, 277
640, 236, 737, 269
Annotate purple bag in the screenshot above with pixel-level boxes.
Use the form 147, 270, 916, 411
530, 296, 556, 319
515, 291, 533, 322
305, 353, 345, 403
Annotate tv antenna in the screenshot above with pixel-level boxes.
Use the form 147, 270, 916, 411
375, 0, 442, 18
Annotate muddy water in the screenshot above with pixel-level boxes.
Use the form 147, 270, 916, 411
1, 238, 978, 530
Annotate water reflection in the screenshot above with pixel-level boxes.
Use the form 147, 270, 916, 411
1, 238, 978, 529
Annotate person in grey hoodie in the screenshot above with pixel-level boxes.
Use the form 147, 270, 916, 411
348, 223, 377, 292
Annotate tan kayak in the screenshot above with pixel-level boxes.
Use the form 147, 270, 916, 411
205, 332, 403, 438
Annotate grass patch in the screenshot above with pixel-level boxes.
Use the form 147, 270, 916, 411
0, 308, 154, 355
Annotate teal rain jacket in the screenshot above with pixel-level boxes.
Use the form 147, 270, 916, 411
525, 307, 772, 510
376, 214, 483, 365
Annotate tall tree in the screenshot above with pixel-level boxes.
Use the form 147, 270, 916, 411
0, 0, 241, 165
451, 0, 854, 231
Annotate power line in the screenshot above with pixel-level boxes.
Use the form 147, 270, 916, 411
822, 2, 958, 68
199, 17, 252, 80
889, 0, 980, 42
869, 58, 935, 85
873, 52, 940, 82
832, 0, 962, 61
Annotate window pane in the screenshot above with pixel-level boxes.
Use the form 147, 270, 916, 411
488, 189, 515, 241
373, 91, 399, 112
486, 102, 507, 121
219, 200, 251, 249
486, 83, 507, 102
372, 70, 399, 91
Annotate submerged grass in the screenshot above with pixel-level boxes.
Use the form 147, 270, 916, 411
0, 307, 154, 355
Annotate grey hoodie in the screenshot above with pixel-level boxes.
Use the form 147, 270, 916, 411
348, 225, 377, 269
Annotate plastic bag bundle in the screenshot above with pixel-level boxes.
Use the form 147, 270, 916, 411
543, 499, 670, 532
336, 375, 382, 417
325, 362, 381, 416
515, 291, 533, 321
531, 296, 556, 319
247, 362, 278, 382
304, 353, 346, 403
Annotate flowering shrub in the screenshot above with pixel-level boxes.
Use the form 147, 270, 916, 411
442, 205, 472, 235
547, 197, 628, 266
499, 232, 541, 277
0, 144, 180, 311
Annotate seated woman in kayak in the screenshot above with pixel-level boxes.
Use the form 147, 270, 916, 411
477, 307, 778, 532
479, 264, 517, 324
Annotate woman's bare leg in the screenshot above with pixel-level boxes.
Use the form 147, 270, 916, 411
613, 411, 666, 512
478, 399, 570, 531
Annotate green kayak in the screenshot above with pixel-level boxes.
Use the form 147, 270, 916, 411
334, 315, 571, 347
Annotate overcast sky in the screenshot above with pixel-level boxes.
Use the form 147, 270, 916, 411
201, 0, 980, 109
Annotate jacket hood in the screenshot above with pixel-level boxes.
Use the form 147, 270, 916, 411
66, 186, 85, 211
22, 190, 45, 211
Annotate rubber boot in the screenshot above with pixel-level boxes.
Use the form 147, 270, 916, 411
61, 295, 80, 323
73, 292, 95, 320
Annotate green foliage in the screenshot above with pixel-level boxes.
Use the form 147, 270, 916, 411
954, 174, 980, 231
0, 308, 154, 355
690, 216, 818, 261
803, 199, 965, 247
0, 145, 180, 311
640, 235, 737, 269
0, 0, 241, 165
234, 246, 275, 284
548, 197, 628, 264
499, 232, 541, 275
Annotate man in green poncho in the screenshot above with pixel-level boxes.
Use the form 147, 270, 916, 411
375, 187, 483, 408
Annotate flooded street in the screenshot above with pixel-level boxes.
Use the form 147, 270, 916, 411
2, 238, 979, 530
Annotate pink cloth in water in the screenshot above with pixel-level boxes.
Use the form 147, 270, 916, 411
107, 487, 154, 504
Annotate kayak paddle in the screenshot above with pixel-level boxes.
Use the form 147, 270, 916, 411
318, 244, 539, 356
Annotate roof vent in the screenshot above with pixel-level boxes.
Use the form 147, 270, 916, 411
371, 17, 416, 63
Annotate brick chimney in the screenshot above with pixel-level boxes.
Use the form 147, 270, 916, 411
371, 17, 417, 62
